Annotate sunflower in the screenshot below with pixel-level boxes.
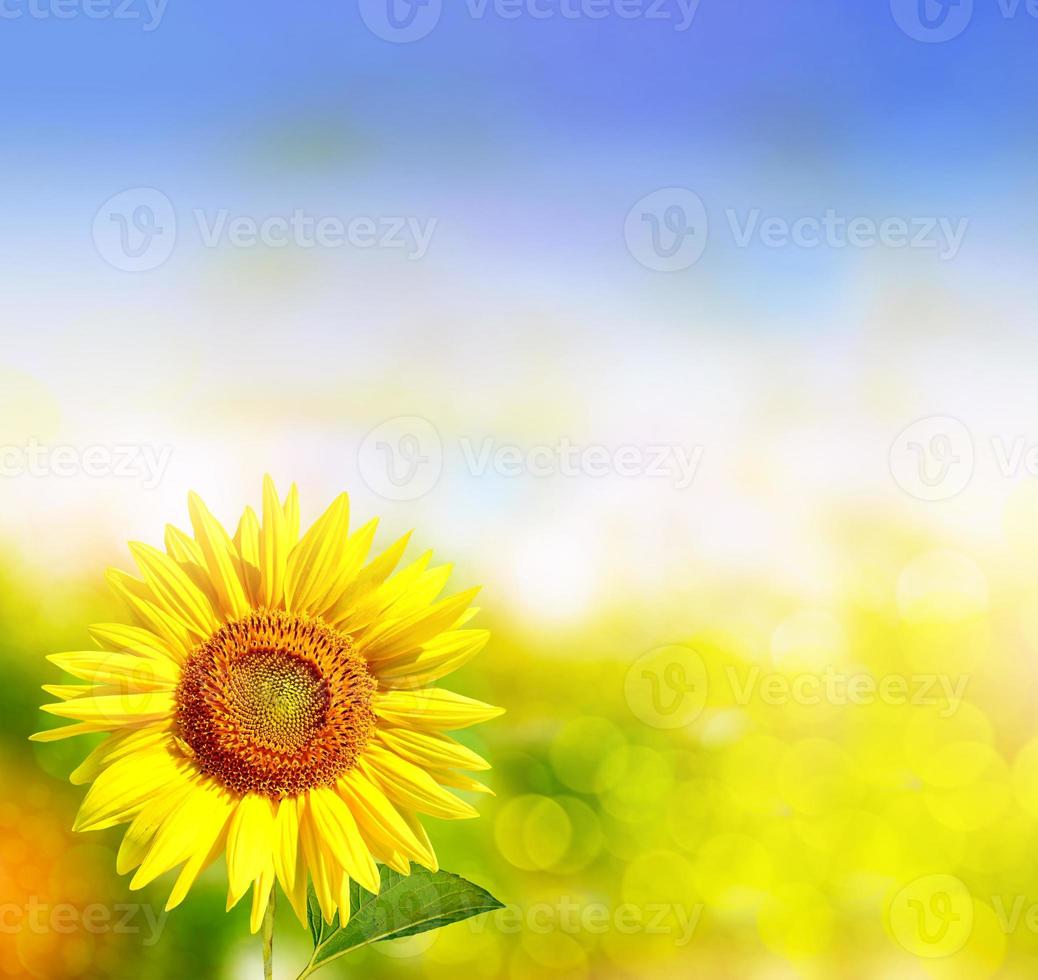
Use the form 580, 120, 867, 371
32, 478, 501, 934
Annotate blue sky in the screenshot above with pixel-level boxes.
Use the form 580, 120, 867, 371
2, 1, 1035, 154
1, 0, 1036, 334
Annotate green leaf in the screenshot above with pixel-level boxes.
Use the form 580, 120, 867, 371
301, 865, 503, 976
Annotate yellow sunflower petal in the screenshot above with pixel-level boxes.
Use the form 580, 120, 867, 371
187, 491, 251, 619
336, 870, 352, 927
314, 518, 379, 618
128, 541, 220, 639
130, 777, 232, 889
259, 475, 290, 609
434, 770, 494, 795
373, 688, 504, 731
88, 623, 185, 664
283, 826, 311, 926
233, 506, 262, 606
454, 606, 481, 628
166, 816, 231, 912
399, 807, 439, 872
46, 650, 178, 687
375, 629, 490, 688
333, 548, 431, 635
70, 727, 172, 785
284, 493, 350, 613
75, 746, 187, 832
40, 690, 174, 728
375, 728, 490, 772
235, 506, 261, 565
325, 530, 412, 628
117, 779, 191, 875
359, 744, 478, 820
308, 785, 380, 895
163, 525, 225, 608
250, 874, 274, 934
29, 721, 103, 743
106, 570, 195, 657
337, 769, 433, 868
269, 797, 313, 926
384, 562, 456, 619
359, 839, 410, 875
41, 683, 94, 701
357, 589, 480, 664
272, 795, 301, 899
164, 524, 205, 565
283, 483, 301, 544
141, 780, 234, 891
299, 796, 339, 924
226, 795, 277, 908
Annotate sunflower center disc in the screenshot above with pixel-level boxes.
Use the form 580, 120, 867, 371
228, 651, 327, 752
174, 610, 376, 798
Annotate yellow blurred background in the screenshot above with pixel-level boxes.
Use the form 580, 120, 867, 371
10, 361, 1038, 978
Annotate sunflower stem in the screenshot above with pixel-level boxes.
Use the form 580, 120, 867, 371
262, 888, 275, 980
